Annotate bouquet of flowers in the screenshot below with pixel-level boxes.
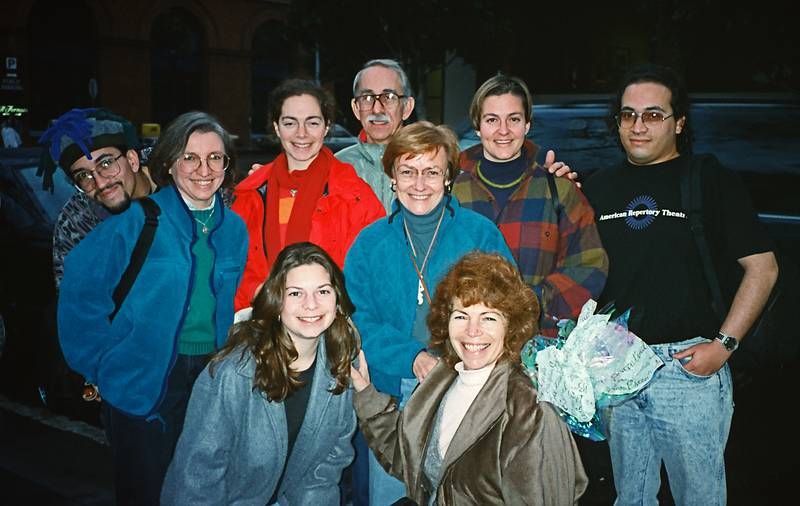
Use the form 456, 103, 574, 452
521, 300, 662, 441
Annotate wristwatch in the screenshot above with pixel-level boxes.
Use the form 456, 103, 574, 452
715, 332, 739, 352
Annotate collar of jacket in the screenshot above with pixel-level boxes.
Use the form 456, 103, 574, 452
232, 331, 337, 394
232, 333, 339, 495
157, 184, 227, 239
387, 193, 456, 224
459, 139, 541, 175
234, 146, 366, 198
401, 360, 514, 488
353, 137, 386, 164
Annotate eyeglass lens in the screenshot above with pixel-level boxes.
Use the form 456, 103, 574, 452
178, 153, 230, 172
356, 92, 402, 110
396, 168, 443, 182
617, 110, 671, 127
73, 155, 123, 191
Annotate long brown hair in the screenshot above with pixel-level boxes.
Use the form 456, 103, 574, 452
212, 242, 358, 401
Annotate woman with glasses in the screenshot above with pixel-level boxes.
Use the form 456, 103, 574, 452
232, 79, 385, 314
351, 252, 587, 505
162, 242, 358, 505
57, 111, 248, 505
453, 74, 608, 337
343, 121, 513, 504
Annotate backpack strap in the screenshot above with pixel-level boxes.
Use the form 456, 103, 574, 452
109, 196, 161, 322
680, 154, 727, 321
545, 170, 561, 220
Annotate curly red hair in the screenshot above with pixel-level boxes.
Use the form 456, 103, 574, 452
427, 252, 539, 368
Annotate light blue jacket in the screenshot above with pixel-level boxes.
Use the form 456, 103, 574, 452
336, 140, 394, 213
57, 185, 248, 418
161, 337, 356, 505
343, 196, 514, 397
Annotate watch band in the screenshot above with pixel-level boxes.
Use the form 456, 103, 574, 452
716, 331, 739, 352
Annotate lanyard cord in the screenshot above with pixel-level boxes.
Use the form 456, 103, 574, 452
403, 205, 446, 306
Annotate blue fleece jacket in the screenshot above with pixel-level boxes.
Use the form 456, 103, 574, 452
343, 196, 514, 397
57, 185, 248, 418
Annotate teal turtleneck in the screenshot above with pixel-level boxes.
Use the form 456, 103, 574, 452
401, 195, 448, 347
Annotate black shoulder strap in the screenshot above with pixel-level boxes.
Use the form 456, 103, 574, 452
109, 197, 161, 322
545, 171, 561, 219
681, 155, 727, 321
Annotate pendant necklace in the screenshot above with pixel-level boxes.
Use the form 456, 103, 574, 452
475, 160, 525, 189
403, 206, 446, 306
194, 206, 216, 234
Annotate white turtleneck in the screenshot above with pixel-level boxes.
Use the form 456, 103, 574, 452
436, 361, 495, 457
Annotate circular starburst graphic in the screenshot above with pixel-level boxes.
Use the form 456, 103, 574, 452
625, 195, 658, 230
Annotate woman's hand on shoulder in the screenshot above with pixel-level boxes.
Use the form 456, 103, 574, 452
412, 351, 439, 382
350, 350, 371, 392
544, 149, 581, 188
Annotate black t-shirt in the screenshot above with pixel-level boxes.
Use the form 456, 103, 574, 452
285, 358, 316, 453
583, 155, 772, 344
268, 357, 317, 505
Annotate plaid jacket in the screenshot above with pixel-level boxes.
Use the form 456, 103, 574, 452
453, 141, 608, 335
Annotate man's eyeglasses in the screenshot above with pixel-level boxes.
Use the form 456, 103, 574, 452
395, 167, 445, 183
354, 92, 405, 111
615, 110, 674, 128
176, 152, 230, 174
71, 154, 124, 193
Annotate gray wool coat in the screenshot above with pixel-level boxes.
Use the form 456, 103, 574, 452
161, 338, 356, 505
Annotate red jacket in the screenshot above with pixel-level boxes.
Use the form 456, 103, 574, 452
231, 149, 385, 310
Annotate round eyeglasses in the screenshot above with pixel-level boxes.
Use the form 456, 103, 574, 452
395, 167, 445, 184
615, 110, 674, 128
71, 154, 124, 193
354, 92, 405, 111
176, 152, 230, 173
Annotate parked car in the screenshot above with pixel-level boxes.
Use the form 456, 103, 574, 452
324, 123, 359, 153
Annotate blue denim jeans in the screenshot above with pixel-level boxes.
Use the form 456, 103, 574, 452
367, 377, 418, 505
608, 337, 733, 506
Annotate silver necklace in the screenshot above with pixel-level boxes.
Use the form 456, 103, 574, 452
194, 206, 216, 234
403, 206, 446, 305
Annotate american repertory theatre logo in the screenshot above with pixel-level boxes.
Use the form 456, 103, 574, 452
625, 195, 658, 230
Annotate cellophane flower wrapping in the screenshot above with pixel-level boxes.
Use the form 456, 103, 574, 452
521, 300, 662, 441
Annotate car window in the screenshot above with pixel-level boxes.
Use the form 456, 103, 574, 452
330, 124, 353, 138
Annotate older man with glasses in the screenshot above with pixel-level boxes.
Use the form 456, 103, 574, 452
336, 59, 416, 213
40, 108, 156, 288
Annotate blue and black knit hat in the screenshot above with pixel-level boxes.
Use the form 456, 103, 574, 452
37, 108, 140, 191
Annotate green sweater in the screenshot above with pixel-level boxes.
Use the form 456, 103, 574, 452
177, 208, 217, 355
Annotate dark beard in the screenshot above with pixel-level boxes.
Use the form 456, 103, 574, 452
103, 193, 133, 214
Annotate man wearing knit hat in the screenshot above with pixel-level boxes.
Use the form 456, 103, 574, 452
40, 108, 156, 287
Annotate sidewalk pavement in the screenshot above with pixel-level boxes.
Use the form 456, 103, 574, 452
0, 395, 114, 505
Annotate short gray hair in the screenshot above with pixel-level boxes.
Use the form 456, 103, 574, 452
352, 59, 412, 97
148, 111, 237, 189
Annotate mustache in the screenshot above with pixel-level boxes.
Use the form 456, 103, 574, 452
96, 181, 122, 193
367, 113, 390, 122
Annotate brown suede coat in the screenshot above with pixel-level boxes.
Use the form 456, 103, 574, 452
354, 360, 588, 505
